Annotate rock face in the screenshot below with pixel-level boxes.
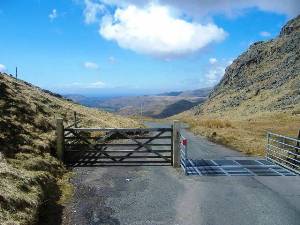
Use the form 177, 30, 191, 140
195, 15, 300, 115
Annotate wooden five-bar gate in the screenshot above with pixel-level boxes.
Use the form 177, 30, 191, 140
56, 118, 181, 167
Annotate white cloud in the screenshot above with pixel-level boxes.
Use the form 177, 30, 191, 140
108, 56, 116, 64
209, 58, 218, 64
83, 0, 300, 57
101, 0, 300, 18
99, 4, 227, 57
87, 81, 105, 88
204, 58, 232, 86
0, 64, 6, 72
84, 0, 105, 24
67, 81, 106, 89
205, 66, 225, 86
260, 31, 271, 37
49, 9, 58, 21
84, 61, 99, 69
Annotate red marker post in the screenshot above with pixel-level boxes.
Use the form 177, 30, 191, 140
181, 138, 188, 146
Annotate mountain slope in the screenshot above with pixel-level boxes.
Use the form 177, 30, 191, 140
0, 73, 139, 225
157, 99, 201, 118
178, 87, 212, 97
174, 16, 300, 156
195, 15, 300, 115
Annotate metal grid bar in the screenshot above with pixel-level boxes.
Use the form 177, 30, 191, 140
254, 160, 283, 176
188, 159, 202, 175
267, 157, 300, 175
183, 160, 297, 176
211, 160, 230, 176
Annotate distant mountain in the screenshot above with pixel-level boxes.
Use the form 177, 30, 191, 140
157, 87, 212, 97
156, 99, 201, 118
178, 87, 212, 97
96, 95, 206, 118
64, 94, 107, 108
157, 91, 183, 96
65, 87, 211, 118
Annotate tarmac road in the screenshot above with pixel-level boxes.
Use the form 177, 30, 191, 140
62, 122, 300, 225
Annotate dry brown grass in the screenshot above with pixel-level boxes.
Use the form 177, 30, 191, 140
0, 73, 141, 225
175, 110, 300, 156
194, 118, 233, 129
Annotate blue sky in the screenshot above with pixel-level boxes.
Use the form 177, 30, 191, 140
0, 0, 299, 96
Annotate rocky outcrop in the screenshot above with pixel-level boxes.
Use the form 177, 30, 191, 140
195, 15, 300, 115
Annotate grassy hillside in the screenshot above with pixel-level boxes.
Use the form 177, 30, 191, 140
174, 16, 300, 156
0, 73, 140, 225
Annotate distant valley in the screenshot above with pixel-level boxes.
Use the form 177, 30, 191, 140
65, 87, 211, 118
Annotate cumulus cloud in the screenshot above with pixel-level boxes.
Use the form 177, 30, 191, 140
209, 58, 218, 64
83, 0, 300, 57
84, 0, 105, 24
99, 4, 227, 57
0, 64, 6, 72
84, 61, 99, 69
101, 0, 300, 18
260, 31, 271, 37
49, 9, 58, 21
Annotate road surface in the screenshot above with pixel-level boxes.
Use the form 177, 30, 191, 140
62, 122, 300, 225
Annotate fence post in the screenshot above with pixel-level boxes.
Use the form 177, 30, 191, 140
172, 120, 180, 168
297, 130, 300, 149
295, 130, 300, 162
74, 111, 77, 128
266, 132, 270, 159
56, 118, 65, 161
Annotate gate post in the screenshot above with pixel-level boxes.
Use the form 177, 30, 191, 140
56, 118, 65, 161
172, 120, 180, 168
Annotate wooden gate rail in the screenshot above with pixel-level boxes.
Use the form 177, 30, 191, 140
64, 127, 171, 132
